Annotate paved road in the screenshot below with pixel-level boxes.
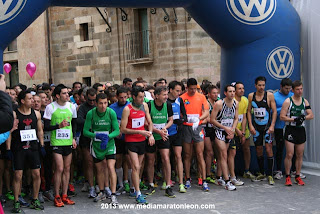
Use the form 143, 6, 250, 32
3, 173, 320, 214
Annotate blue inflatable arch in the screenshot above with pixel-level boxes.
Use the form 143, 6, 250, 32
0, 0, 300, 92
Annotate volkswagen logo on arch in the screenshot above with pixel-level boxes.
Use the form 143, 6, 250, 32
226, 0, 277, 25
266, 46, 294, 80
0, 0, 27, 25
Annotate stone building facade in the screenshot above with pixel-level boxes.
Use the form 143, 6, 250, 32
3, 7, 221, 87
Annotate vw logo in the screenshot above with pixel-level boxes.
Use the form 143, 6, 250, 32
226, 0, 277, 25
266, 46, 294, 80
0, 0, 27, 25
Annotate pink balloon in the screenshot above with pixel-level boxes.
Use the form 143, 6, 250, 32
26, 62, 36, 78
3, 63, 12, 74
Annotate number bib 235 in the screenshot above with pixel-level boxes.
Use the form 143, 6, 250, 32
56, 129, 71, 140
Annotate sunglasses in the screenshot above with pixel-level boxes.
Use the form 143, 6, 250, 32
88, 98, 95, 102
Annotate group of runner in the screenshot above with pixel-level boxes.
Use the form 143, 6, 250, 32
2, 76, 313, 212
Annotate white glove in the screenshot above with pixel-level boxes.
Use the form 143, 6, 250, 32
189, 117, 200, 131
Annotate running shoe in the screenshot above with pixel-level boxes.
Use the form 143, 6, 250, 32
185, 180, 191, 189
268, 176, 275, 185
146, 185, 156, 195
161, 181, 167, 190
274, 171, 283, 180
136, 194, 148, 204
30, 199, 44, 210
295, 177, 305, 186
256, 173, 267, 181
217, 177, 226, 186
243, 171, 256, 180
54, 196, 64, 207
291, 171, 306, 179
88, 186, 97, 198
18, 195, 29, 207
124, 182, 130, 193
110, 195, 118, 206
43, 190, 55, 202
94, 192, 106, 202
179, 184, 187, 193
62, 195, 75, 205
202, 182, 209, 191
225, 181, 236, 191
285, 176, 292, 186
81, 182, 89, 192
165, 187, 176, 198
11, 201, 21, 213
231, 178, 244, 186
38, 192, 45, 203
140, 181, 148, 191
206, 176, 215, 184
6, 191, 14, 201
116, 186, 126, 196
198, 178, 203, 186
105, 188, 112, 199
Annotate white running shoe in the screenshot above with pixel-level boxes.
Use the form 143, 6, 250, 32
274, 171, 283, 180
225, 181, 236, 191
231, 178, 244, 186
217, 178, 226, 186
88, 186, 97, 198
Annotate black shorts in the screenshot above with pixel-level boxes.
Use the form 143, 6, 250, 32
284, 126, 306, 145
93, 154, 116, 163
253, 126, 271, 146
204, 127, 215, 141
79, 135, 91, 149
52, 146, 73, 156
126, 141, 146, 155
12, 149, 41, 170
115, 138, 126, 155
169, 133, 182, 147
146, 139, 170, 153
215, 129, 233, 143
0, 144, 6, 160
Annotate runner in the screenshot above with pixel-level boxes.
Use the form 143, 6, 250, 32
120, 86, 155, 204
77, 88, 97, 198
273, 78, 293, 180
280, 80, 313, 186
167, 81, 187, 193
204, 85, 219, 184
180, 78, 209, 191
145, 86, 175, 197
7, 90, 45, 212
43, 84, 77, 207
211, 85, 238, 191
109, 87, 130, 195
83, 93, 120, 205
247, 76, 277, 185
233, 82, 255, 181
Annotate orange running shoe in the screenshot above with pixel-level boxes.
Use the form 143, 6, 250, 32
68, 183, 75, 192
295, 177, 305, 186
62, 194, 75, 205
198, 178, 203, 186
54, 196, 64, 207
285, 176, 292, 186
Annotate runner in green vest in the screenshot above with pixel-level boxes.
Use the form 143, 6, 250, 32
83, 93, 120, 205
280, 80, 314, 186
145, 86, 174, 198
43, 84, 77, 207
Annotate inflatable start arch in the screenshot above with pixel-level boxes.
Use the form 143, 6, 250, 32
0, 0, 300, 92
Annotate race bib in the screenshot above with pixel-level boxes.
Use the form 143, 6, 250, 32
56, 129, 71, 140
187, 114, 199, 123
153, 123, 165, 130
44, 132, 51, 142
132, 117, 145, 128
238, 114, 244, 123
173, 113, 180, 120
20, 129, 37, 142
94, 131, 109, 141
254, 108, 266, 117
221, 118, 233, 127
